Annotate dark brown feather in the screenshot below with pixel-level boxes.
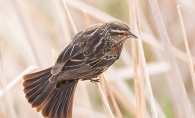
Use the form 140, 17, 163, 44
23, 68, 78, 118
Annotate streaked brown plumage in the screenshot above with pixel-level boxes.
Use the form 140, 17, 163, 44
23, 21, 138, 118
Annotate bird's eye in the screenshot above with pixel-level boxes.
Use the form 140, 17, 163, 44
117, 32, 124, 35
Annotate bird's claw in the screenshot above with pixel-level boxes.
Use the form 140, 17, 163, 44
90, 78, 100, 83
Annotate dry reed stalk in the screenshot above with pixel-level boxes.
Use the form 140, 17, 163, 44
139, 60, 146, 118
99, 75, 109, 118
61, 0, 77, 34
134, 1, 146, 118
76, 83, 96, 118
129, 0, 141, 118
137, 12, 158, 118
139, 7, 181, 116
0, 38, 16, 118
177, 6, 195, 93
109, 82, 137, 118
62, 1, 114, 117
82, 9, 123, 118
95, 82, 114, 118
130, 1, 158, 118
148, 0, 194, 117
11, 0, 42, 67
101, 74, 123, 118
141, 32, 195, 66
48, 0, 71, 48
0, 65, 38, 98
115, 61, 170, 79
82, 9, 91, 27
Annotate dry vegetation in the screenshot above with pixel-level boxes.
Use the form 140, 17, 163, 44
0, 0, 195, 118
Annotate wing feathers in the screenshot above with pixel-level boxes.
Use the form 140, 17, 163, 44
51, 44, 84, 75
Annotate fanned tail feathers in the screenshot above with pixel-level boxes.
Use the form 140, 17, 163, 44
23, 67, 78, 118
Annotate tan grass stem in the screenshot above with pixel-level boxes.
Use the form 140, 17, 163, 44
129, 0, 158, 117
134, 1, 146, 117
177, 5, 195, 93
135, 0, 146, 118
129, 0, 141, 118
148, 0, 194, 117
101, 74, 123, 118
0, 65, 38, 98
61, 0, 77, 34
11, 0, 42, 67
95, 82, 114, 118
83, 9, 91, 28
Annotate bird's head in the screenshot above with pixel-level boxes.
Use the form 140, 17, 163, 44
102, 21, 138, 44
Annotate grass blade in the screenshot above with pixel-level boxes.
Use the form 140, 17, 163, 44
147, 0, 194, 117
177, 5, 195, 93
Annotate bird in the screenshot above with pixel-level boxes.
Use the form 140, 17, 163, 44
22, 21, 138, 118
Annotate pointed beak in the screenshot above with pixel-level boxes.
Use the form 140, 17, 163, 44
128, 30, 138, 38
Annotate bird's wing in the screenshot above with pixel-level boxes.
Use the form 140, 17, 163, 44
51, 44, 85, 75
49, 48, 119, 83
51, 24, 101, 75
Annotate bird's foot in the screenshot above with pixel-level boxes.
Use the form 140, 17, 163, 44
90, 78, 100, 83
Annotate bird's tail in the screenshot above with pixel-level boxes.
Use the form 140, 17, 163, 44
23, 67, 78, 118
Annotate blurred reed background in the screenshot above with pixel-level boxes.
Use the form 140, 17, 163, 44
0, 0, 195, 118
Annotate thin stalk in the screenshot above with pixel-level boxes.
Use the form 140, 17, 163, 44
11, 0, 42, 67
0, 65, 38, 98
137, 17, 158, 118
95, 83, 114, 118
48, 0, 71, 48
109, 81, 137, 118
139, 59, 146, 118
101, 74, 123, 118
83, 9, 91, 27
129, 0, 141, 118
134, 1, 146, 117
147, 0, 194, 117
0, 38, 16, 118
61, 0, 77, 34
177, 6, 195, 93
129, 0, 158, 118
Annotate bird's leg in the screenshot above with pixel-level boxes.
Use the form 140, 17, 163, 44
90, 78, 100, 83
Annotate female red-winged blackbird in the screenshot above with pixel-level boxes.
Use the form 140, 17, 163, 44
23, 21, 138, 118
